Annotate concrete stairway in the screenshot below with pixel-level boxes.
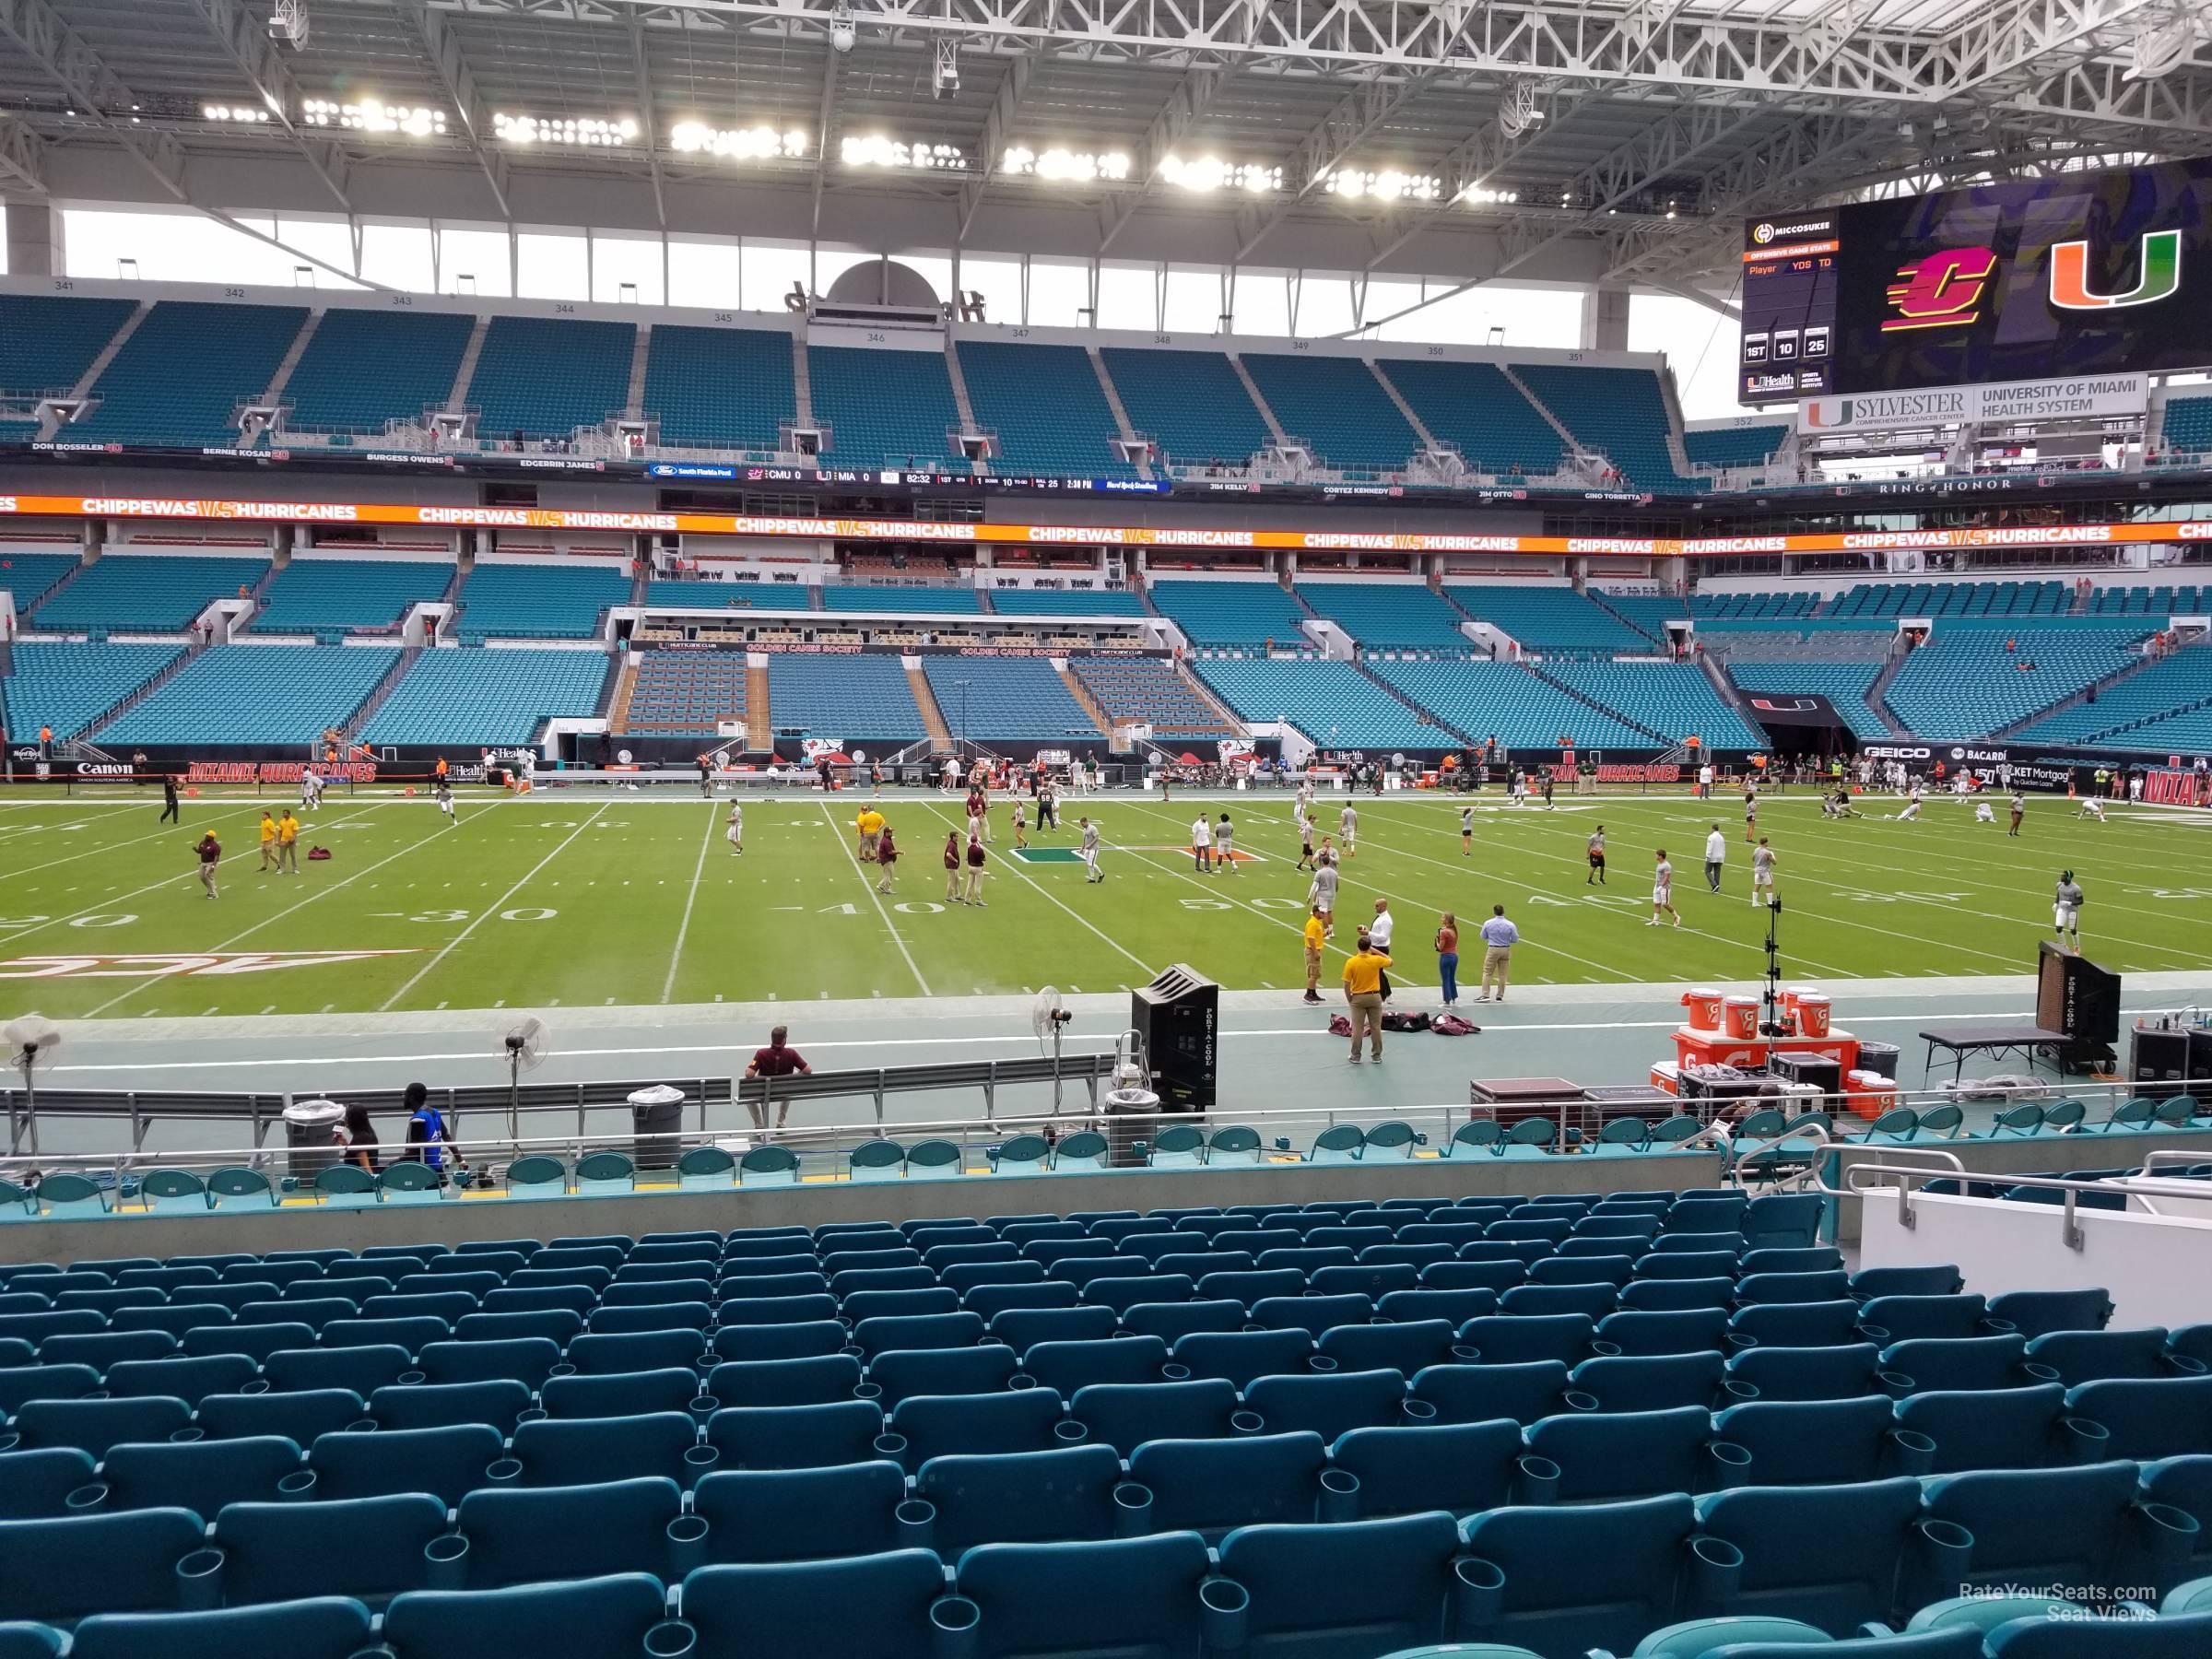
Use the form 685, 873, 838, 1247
907, 661, 954, 748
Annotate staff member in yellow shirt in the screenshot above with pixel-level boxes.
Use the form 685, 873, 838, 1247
258, 810, 279, 872
1302, 906, 1327, 1006
1342, 938, 1391, 1064
855, 806, 885, 862
276, 808, 300, 875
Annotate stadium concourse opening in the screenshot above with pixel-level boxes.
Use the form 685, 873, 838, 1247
6, 20, 2212, 1648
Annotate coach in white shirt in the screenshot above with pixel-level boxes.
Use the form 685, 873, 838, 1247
1367, 899, 1394, 1001
1704, 823, 1726, 893
1191, 814, 1213, 873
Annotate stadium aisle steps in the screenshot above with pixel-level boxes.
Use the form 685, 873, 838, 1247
64, 301, 306, 448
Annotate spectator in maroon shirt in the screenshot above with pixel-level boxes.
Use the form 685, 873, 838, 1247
745, 1025, 812, 1131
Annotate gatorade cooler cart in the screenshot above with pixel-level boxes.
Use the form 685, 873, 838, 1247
1672, 983, 1859, 1076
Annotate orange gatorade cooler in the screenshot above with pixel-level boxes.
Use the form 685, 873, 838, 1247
1650, 1062, 1682, 1097
1843, 1069, 1898, 1121
1682, 988, 1724, 1031
1796, 993, 1832, 1039
1782, 985, 1818, 1024
1723, 996, 1759, 1041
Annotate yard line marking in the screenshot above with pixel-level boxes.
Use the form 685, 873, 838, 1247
76, 797, 525, 1018
1347, 800, 1935, 979
817, 802, 932, 997
912, 799, 1154, 979
0, 799, 288, 886
381, 803, 611, 1011
661, 801, 721, 1004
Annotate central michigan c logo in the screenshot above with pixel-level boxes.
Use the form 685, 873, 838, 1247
1882, 247, 1998, 333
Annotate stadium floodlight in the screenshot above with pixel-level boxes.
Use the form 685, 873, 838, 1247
670, 123, 808, 160
494, 113, 639, 148
1459, 184, 1519, 206
841, 134, 968, 171
1002, 146, 1131, 183
1159, 155, 1280, 194
303, 98, 445, 136
202, 104, 270, 124
1323, 168, 1441, 203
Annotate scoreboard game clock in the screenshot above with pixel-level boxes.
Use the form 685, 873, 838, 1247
1741, 154, 2212, 405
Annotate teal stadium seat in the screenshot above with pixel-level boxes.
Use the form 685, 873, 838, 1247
65, 302, 306, 447
249, 559, 453, 636
0, 643, 183, 740
453, 561, 631, 642
989, 588, 1147, 618
2018, 645, 2212, 748
811, 345, 962, 470
958, 341, 1135, 477
1197, 659, 1449, 748
281, 310, 475, 436
1514, 363, 1700, 489
466, 317, 633, 442
1540, 662, 1762, 747
763, 653, 924, 741
0, 556, 81, 615
1371, 660, 1646, 747
1241, 354, 1420, 472
0, 296, 136, 399
820, 585, 980, 615
1100, 348, 1273, 468
97, 645, 396, 746
1150, 580, 1311, 652
2165, 395, 2212, 454
1885, 627, 2144, 740
642, 324, 795, 451
643, 579, 783, 612
921, 657, 1099, 743
359, 649, 609, 747
1684, 423, 1791, 469
1295, 582, 1472, 653
1592, 588, 1692, 645
36, 555, 269, 632
1375, 359, 1567, 477
1445, 584, 1650, 653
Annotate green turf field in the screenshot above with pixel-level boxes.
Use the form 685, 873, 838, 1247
0, 783, 2204, 1018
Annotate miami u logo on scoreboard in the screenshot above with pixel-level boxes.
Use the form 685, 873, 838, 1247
2050, 229, 2183, 311
1881, 247, 1998, 332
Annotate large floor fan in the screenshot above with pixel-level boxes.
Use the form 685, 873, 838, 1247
3, 1015, 61, 1157
1031, 988, 1073, 1117
502, 1018, 550, 1139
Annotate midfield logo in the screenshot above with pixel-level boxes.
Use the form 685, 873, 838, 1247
0, 949, 418, 979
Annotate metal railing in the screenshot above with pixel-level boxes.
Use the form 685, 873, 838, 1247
1827, 1152, 2212, 1253
1, 1051, 1124, 1157
0, 1094, 1719, 1208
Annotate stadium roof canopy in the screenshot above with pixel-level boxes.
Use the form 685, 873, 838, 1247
1, 0, 2208, 295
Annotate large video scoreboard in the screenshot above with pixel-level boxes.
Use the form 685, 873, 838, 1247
1739, 154, 2212, 403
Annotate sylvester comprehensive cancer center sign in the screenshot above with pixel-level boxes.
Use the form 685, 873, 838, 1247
1742, 154, 2212, 401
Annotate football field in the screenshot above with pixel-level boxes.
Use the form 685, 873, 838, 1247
0, 782, 2206, 1020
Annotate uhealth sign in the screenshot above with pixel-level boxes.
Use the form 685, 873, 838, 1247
5, 493, 2212, 561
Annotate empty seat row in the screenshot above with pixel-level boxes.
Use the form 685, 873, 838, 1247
6, 1457, 2212, 1659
